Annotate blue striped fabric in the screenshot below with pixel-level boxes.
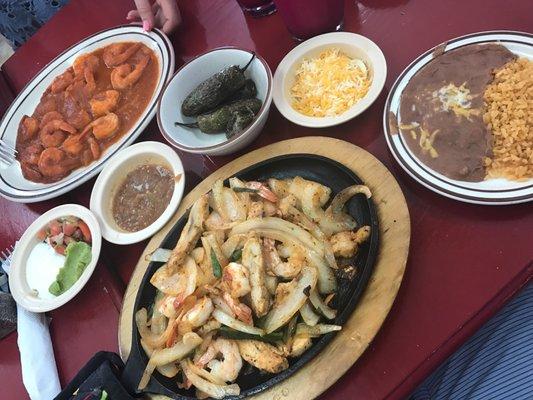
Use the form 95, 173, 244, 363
411, 282, 532, 400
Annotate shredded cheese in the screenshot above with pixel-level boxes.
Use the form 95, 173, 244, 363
418, 127, 440, 158
290, 48, 371, 117
432, 82, 480, 119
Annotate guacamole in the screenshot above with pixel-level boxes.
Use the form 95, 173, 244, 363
49, 241, 92, 296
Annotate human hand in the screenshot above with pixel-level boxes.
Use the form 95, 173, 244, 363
127, 0, 181, 35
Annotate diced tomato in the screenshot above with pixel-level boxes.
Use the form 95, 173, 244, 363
62, 220, 77, 236
54, 244, 66, 255
78, 220, 92, 243
36, 229, 47, 241
48, 220, 62, 236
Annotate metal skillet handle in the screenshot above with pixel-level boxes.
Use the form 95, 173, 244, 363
120, 336, 182, 399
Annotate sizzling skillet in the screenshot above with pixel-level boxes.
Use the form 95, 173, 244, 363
121, 154, 379, 398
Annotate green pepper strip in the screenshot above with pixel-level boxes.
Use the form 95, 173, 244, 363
230, 248, 243, 262
210, 249, 222, 278
218, 326, 283, 343
232, 187, 259, 193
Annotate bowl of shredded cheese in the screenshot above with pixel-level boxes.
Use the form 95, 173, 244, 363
273, 32, 386, 127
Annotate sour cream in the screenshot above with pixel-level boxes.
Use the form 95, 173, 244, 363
26, 242, 65, 300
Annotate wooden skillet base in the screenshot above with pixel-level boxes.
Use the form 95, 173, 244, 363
118, 137, 411, 399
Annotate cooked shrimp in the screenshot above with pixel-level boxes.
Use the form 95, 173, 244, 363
329, 226, 371, 258
183, 297, 214, 328
61, 133, 86, 156
50, 70, 74, 93
237, 340, 289, 374
110, 51, 150, 89
18, 116, 39, 142
222, 292, 253, 325
71, 54, 99, 93
263, 238, 304, 279
83, 67, 97, 94
205, 211, 236, 231
246, 181, 278, 203
158, 294, 180, 319
210, 294, 235, 318
82, 113, 120, 141
38, 147, 73, 178
39, 111, 64, 129
40, 120, 76, 148
72, 54, 99, 76
242, 235, 271, 317
168, 194, 210, 272
89, 90, 120, 117
199, 339, 242, 383
87, 136, 100, 159
222, 262, 251, 298
103, 42, 142, 67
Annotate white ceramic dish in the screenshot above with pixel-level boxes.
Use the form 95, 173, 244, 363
273, 32, 387, 128
383, 31, 533, 205
90, 141, 185, 245
158, 47, 272, 156
9, 204, 102, 312
0, 25, 175, 203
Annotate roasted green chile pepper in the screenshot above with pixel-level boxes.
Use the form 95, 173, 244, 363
225, 79, 257, 102
181, 53, 256, 116
226, 108, 255, 138
176, 98, 262, 134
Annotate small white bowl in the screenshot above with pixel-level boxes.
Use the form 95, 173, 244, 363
9, 204, 102, 312
273, 32, 387, 128
157, 47, 273, 156
89, 141, 185, 244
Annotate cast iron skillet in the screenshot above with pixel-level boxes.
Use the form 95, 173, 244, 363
122, 154, 380, 399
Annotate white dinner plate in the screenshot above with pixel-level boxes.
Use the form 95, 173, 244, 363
383, 31, 533, 205
0, 25, 175, 203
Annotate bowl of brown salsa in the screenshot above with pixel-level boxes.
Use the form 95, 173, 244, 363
89, 141, 185, 244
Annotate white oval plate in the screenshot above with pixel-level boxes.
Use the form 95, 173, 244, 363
383, 31, 533, 205
9, 204, 102, 312
90, 141, 185, 245
0, 25, 175, 203
273, 32, 386, 128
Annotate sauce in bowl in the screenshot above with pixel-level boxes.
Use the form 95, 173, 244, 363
112, 164, 176, 232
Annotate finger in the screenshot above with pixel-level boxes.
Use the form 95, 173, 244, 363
134, 0, 155, 31
126, 9, 140, 20
158, 0, 181, 34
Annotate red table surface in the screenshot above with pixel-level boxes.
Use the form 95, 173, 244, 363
1, 0, 532, 399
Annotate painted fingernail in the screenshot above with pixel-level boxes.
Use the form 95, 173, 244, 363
143, 20, 150, 31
